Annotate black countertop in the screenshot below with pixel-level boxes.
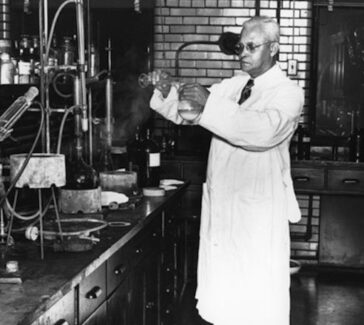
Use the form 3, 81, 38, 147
0, 184, 187, 325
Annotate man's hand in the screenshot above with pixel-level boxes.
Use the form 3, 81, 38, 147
178, 83, 210, 107
150, 70, 172, 98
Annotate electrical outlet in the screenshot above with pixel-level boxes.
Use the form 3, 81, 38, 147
287, 59, 298, 76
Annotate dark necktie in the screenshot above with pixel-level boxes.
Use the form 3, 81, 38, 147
238, 78, 254, 104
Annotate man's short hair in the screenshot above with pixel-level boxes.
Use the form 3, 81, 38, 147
242, 16, 280, 43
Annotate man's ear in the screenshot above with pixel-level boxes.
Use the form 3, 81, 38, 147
270, 42, 279, 57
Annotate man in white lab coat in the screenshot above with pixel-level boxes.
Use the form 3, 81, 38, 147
150, 16, 304, 325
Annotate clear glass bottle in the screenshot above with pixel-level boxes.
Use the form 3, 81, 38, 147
59, 36, 75, 66
0, 52, 15, 84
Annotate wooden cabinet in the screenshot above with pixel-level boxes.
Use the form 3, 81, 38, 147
79, 263, 107, 324
30, 289, 75, 325
319, 195, 364, 267
292, 161, 364, 268
107, 280, 129, 325
82, 303, 107, 325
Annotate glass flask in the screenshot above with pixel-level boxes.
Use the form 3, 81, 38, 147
65, 140, 99, 190
138, 72, 203, 121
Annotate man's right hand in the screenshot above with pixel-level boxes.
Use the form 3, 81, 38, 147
150, 70, 172, 98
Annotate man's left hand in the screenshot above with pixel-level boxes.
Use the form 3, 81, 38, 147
178, 83, 210, 107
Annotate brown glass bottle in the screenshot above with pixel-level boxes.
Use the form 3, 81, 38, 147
140, 129, 160, 187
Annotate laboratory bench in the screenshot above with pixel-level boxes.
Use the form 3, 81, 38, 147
0, 183, 188, 325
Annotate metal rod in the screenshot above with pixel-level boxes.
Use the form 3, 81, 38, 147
86, 0, 93, 164
38, 189, 44, 260
51, 186, 63, 242
105, 38, 113, 149
73, 75, 83, 159
75, 0, 88, 133
43, 0, 51, 153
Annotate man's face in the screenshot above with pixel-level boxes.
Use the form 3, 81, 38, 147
237, 25, 277, 78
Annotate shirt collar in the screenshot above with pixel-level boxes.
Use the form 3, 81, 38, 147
251, 64, 282, 87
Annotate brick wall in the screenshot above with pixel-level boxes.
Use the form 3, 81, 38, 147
152, 0, 318, 263
153, 0, 312, 123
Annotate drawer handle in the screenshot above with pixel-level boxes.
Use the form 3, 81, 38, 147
54, 320, 69, 325
114, 264, 127, 275
342, 178, 360, 184
135, 248, 143, 254
294, 176, 310, 182
86, 286, 103, 300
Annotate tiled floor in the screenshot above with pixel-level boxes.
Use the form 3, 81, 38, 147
176, 268, 364, 325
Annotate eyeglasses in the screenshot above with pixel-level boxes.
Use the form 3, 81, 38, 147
234, 41, 272, 55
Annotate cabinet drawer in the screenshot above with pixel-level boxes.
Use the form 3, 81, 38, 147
129, 216, 162, 268
79, 263, 107, 324
31, 289, 75, 325
107, 247, 130, 296
327, 169, 364, 193
291, 167, 325, 190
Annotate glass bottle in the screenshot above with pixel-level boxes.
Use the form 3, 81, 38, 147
18, 34, 32, 84
30, 35, 40, 83
89, 43, 99, 77
0, 52, 15, 84
140, 128, 160, 188
127, 127, 144, 184
65, 140, 100, 190
59, 36, 75, 66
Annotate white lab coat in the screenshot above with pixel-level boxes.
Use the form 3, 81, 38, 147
150, 64, 304, 325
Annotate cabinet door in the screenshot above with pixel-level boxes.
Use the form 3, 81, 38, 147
129, 263, 145, 325
144, 251, 161, 325
320, 195, 364, 267
81, 302, 107, 325
107, 280, 130, 325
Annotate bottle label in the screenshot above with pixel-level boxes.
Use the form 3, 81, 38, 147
148, 152, 160, 167
18, 61, 31, 75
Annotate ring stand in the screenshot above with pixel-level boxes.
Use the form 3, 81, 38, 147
7, 154, 66, 259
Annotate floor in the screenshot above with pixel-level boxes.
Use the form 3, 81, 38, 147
175, 268, 364, 325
